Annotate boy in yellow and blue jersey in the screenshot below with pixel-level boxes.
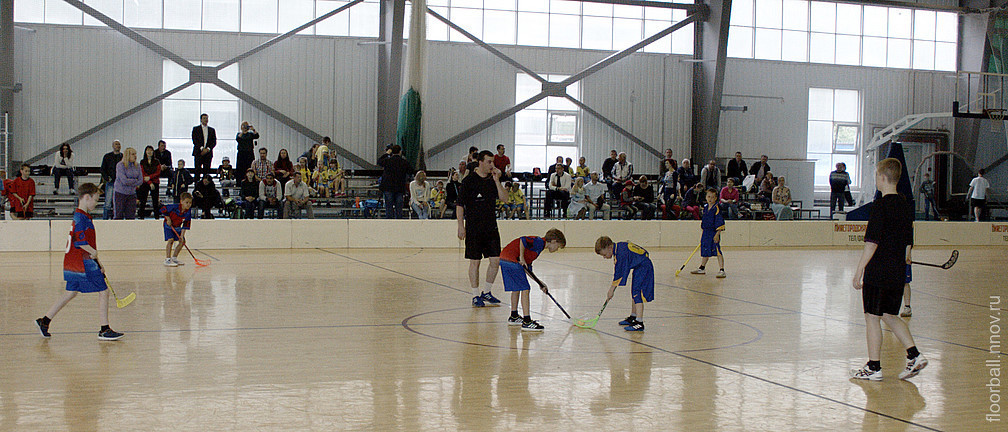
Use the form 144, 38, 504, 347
595, 236, 653, 331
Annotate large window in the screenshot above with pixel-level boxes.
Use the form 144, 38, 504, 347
14, 0, 695, 54
807, 88, 860, 188
162, 60, 240, 168
728, 0, 957, 71
514, 73, 581, 172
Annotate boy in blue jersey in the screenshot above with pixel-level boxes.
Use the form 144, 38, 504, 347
595, 236, 654, 331
691, 188, 727, 278
36, 183, 124, 340
161, 192, 193, 267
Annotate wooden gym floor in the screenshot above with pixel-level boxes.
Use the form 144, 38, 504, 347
0, 246, 1003, 431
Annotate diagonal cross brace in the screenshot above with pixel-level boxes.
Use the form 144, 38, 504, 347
563, 95, 662, 159
427, 13, 702, 158
212, 79, 377, 170
426, 7, 546, 83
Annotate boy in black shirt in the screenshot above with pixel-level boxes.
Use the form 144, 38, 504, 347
458, 150, 509, 307
850, 158, 927, 381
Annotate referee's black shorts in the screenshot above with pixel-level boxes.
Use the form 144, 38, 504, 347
464, 227, 501, 260
862, 283, 903, 316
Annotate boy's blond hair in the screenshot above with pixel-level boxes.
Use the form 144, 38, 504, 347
876, 158, 902, 184
179, 192, 193, 202
594, 236, 614, 254
544, 228, 566, 248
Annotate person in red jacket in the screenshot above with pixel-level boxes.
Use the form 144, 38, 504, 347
5, 164, 36, 219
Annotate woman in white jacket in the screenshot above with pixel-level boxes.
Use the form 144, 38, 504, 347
409, 171, 431, 219
52, 143, 75, 194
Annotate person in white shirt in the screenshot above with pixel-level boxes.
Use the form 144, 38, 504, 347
283, 174, 314, 219
546, 164, 572, 218
409, 171, 431, 219
52, 143, 75, 194
967, 168, 991, 222
583, 172, 611, 220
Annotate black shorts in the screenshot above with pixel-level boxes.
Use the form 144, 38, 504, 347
464, 227, 501, 260
971, 198, 986, 209
862, 283, 904, 316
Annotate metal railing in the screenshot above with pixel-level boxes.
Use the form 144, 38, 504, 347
954, 71, 1008, 116
1, 112, 8, 177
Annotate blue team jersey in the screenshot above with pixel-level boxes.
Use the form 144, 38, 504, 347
613, 241, 649, 286
701, 203, 725, 232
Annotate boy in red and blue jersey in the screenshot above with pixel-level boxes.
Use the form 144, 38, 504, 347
595, 236, 654, 331
36, 183, 124, 340
161, 192, 193, 267
499, 229, 566, 331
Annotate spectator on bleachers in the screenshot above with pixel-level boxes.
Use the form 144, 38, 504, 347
252, 147, 274, 181
274, 148, 294, 195
505, 181, 528, 220
295, 158, 311, 184
660, 148, 675, 175
192, 175, 221, 219
749, 155, 771, 188
313, 158, 336, 198
632, 175, 657, 220
52, 143, 75, 195
457, 160, 469, 180
494, 144, 511, 181
100, 140, 122, 220
546, 163, 572, 218
236, 122, 259, 176
565, 157, 574, 175
217, 156, 235, 197
568, 177, 590, 220
462, 146, 479, 179
758, 171, 775, 203
611, 152, 634, 197
683, 182, 704, 220
547, 156, 565, 179
409, 171, 431, 219
301, 142, 320, 172
677, 159, 696, 196
431, 180, 447, 219
258, 172, 283, 219
829, 162, 852, 214
137, 145, 162, 219
575, 156, 590, 180
771, 176, 793, 221
167, 159, 193, 204
113, 148, 142, 220
155, 140, 173, 182
601, 150, 618, 186
445, 169, 462, 217
699, 159, 722, 191
618, 180, 637, 220
378, 144, 411, 219
726, 152, 748, 185
328, 159, 347, 196
720, 178, 741, 220
6, 163, 36, 219
584, 172, 611, 220
660, 160, 679, 202
284, 173, 314, 219
315, 145, 332, 170
239, 168, 258, 219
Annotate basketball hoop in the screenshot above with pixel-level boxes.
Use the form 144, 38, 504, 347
986, 108, 1006, 132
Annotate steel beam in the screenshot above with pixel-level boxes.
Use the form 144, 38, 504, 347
691, 0, 731, 165
217, 0, 363, 70
376, 0, 406, 155
426, 8, 546, 83
63, 0, 195, 70
574, 0, 705, 12
213, 79, 377, 170
1, 0, 13, 114
564, 95, 662, 158
24, 81, 195, 166
426, 93, 549, 156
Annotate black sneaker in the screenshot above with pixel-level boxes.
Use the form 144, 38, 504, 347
507, 315, 523, 326
624, 321, 645, 331
618, 316, 637, 326
480, 292, 502, 306
36, 318, 50, 338
472, 296, 486, 307
97, 328, 124, 341
521, 319, 544, 331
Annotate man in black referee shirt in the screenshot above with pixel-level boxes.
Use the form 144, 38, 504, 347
457, 150, 509, 307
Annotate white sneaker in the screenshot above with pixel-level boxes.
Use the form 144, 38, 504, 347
163, 258, 178, 267
690, 268, 705, 275
899, 355, 928, 379
716, 270, 726, 278
171, 257, 185, 266
849, 364, 883, 381
900, 305, 912, 317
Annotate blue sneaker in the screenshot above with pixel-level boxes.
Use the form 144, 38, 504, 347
480, 292, 502, 306
472, 296, 486, 307
618, 316, 637, 326
624, 321, 645, 332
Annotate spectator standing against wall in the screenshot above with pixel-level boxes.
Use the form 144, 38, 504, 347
830, 162, 852, 215
52, 143, 75, 195
113, 148, 142, 220
192, 113, 217, 178
99, 140, 122, 220
235, 122, 259, 176
378, 144, 412, 219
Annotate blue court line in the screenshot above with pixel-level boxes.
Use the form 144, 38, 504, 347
318, 248, 940, 430
543, 257, 1007, 357
193, 249, 220, 261
0, 320, 509, 338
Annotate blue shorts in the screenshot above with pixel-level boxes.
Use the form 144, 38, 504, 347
164, 226, 186, 241
628, 260, 655, 304
700, 230, 722, 258
501, 260, 530, 292
905, 264, 912, 284
64, 260, 107, 293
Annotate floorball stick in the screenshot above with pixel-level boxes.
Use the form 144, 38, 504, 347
95, 259, 135, 308
523, 265, 571, 319
911, 249, 958, 269
676, 243, 702, 276
574, 297, 611, 329
169, 225, 210, 267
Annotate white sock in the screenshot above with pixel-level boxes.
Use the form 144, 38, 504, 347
481, 281, 493, 294
472, 287, 481, 297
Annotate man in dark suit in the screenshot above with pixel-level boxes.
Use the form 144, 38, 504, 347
192, 113, 216, 177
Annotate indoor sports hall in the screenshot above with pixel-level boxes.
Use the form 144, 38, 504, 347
0, 1, 1006, 431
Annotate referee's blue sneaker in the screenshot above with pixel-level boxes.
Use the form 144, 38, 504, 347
480, 292, 502, 306
472, 296, 486, 307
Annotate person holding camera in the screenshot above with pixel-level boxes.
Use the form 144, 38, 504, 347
235, 121, 259, 177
